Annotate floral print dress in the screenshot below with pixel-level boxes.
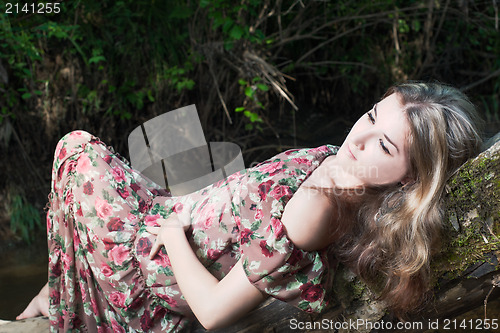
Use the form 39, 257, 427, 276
47, 130, 339, 332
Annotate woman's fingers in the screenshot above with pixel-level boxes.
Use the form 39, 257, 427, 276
149, 237, 163, 260
161, 217, 185, 229
145, 215, 185, 260
145, 226, 160, 235
146, 226, 162, 259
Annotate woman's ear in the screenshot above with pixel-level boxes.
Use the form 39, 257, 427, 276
400, 176, 415, 186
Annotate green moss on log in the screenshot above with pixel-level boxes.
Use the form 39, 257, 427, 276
434, 142, 500, 281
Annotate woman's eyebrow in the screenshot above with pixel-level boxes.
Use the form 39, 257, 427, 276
384, 134, 400, 153
374, 103, 400, 154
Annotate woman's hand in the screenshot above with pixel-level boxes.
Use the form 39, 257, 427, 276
145, 202, 265, 330
16, 283, 49, 320
146, 204, 192, 259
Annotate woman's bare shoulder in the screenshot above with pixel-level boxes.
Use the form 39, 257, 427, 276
281, 183, 334, 251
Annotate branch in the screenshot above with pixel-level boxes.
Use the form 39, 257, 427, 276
460, 68, 500, 92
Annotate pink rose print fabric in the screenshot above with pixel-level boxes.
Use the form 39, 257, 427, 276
47, 130, 338, 332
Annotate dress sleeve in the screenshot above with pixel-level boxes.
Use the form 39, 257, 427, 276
237, 148, 334, 313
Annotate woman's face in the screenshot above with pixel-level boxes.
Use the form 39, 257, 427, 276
333, 93, 411, 187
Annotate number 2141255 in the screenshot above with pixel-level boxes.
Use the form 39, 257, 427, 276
5, 3, 61, 14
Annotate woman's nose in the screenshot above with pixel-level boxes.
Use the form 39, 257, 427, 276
354, 139, 364, 150
351, 131, 376, 150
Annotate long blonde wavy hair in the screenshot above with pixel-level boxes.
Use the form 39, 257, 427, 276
333, 82, 483, 314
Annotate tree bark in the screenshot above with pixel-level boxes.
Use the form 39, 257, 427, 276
193, 139, 500, 333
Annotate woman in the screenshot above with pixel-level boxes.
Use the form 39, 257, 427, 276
17, 82, 482, 332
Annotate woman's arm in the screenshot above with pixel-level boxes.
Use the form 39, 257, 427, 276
147, 220, 266, 330
281, 187, 335, 251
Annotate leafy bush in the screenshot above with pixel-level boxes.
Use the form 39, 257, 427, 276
8, 193, 42, 244
0, 0, 499, 241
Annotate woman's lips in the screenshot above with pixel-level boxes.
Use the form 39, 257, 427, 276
347, 145, 357, 160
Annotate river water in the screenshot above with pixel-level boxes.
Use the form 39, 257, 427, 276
0, 237, 48, 321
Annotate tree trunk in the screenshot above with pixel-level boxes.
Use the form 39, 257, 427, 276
193, 139, 500, 333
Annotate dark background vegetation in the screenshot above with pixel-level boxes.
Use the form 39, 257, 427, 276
1, 0, 499, 249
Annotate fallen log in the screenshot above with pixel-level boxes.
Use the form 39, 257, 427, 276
0, 317, 49, 333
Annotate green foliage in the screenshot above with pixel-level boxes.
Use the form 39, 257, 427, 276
0, 0, 197, 125
0, 11, 42, 122
163, 65, 196, 93
1, 0, 498, 136
8, 193, 42, 244
201, 0, 266, 49
0, 1, 499, 237
235, 77, 268, 131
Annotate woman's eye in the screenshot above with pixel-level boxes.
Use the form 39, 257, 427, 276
367, 112, 375, 124
379, 139, 391, 155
